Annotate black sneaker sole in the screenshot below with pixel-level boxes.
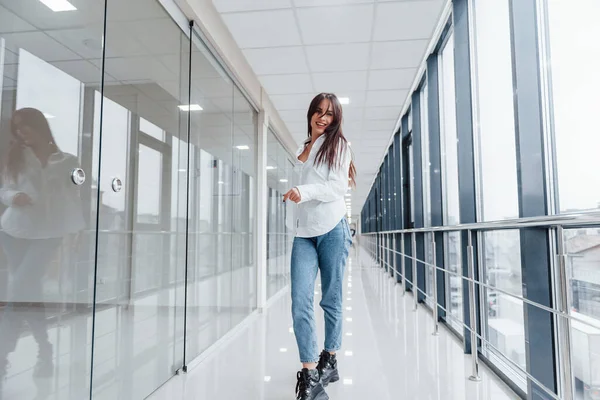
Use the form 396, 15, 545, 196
311, 384, 329, 400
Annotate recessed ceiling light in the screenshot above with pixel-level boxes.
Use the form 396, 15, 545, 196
347, 297, 352, 301
343, 378, 353, 385
266, 166, 277, 170
236, 145, 250, 150
346, 332, 353, 336
39, 0, 76, 12
346, 317, 353, 322
279, 348, 288, 353
346, 306, 352, 311
178, 104, 203, 111
43, 113, 55, 119
280, 179, 288, 183
339, 97, 350, 105
264, 376, 272, 382
345, 351, 353, 357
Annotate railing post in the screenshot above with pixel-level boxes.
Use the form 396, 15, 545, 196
401, 233, 406, 295
467, 230, 480, 382
432, 235, 439, 336
556, 226, 574, 400
412, 233, 418, 311
392, 233, 397, 281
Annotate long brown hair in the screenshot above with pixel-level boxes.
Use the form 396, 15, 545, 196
4, 108, 58, 182
306, 93, 356, 188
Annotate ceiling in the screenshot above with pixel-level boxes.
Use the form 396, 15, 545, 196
212, 0, 446, 214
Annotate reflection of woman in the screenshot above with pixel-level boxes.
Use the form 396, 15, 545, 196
0, 108, 84, 382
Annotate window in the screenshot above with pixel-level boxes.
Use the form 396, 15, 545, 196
438, 32, 463, 332
473, 0, 526, 389
545, 1, 600, 213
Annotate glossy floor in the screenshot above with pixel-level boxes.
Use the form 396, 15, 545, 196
149, 247, 517, 400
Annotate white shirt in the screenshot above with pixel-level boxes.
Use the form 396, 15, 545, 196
294, 135, 351, 238
0, 148, 85, 239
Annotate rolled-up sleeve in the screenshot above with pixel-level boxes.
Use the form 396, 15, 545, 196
296, 144, 351, 204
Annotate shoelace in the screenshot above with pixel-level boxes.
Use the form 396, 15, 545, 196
295, 371, 309, 398
317, 352, 329, 373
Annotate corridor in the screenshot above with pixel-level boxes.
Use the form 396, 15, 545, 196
149, 248, 516, 399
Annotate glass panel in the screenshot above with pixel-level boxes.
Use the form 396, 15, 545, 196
563, 228, 600, 399
231, 87, 257, 327
473, 0, 525, 389
545, 1, 600, 213
438, 33, 463, 332
92, 2, 190, 397
0, 1, 103, 398
266, 129, 295, 299
420, 82, 434, 304
185, 32, 235, 361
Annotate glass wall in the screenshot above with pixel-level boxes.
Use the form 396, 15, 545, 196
544, 1, 600, 397
0, 1, 258, 399
360, 1, 600, 398
266, 129, 297, 299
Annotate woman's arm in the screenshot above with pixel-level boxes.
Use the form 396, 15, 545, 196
295, 143, 351, 204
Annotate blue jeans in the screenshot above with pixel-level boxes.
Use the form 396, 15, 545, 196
291, 218, 352, 363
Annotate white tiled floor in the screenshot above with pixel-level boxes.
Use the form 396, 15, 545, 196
148, 247, 518, 400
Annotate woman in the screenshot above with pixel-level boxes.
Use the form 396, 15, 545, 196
283, 93, 356, 400
0, 108, 84, 383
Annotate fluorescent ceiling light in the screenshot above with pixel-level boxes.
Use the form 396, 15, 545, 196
280, 179, 288, 183
236, 145, 250, 150
39, 0, 77, 12
339, 97, 350, 105
266, 166, 277, 170
345, 193, 351, 197
178, 104, 203, 111
343, 378, 353, 385
264, 376, 272, 382
279, 348, 288, 353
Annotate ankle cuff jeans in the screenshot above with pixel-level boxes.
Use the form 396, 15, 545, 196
291, 218, 352, 363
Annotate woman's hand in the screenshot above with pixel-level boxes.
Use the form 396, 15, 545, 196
13, 192, 32, 207
283, 188, 301, 203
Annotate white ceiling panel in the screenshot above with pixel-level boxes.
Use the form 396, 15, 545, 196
297, 5, 374, 45
365, 106, 401, 120
127, 18, 185, 56
294, 0, 374, 7
368, 68, 416, 90
223, 10, 302, 49
363, 119, 396, 131
213, 0, 292, 13
51, 60, 114, 85
371, 40, 429, 70
259, 73, 313, 95
270, 93, 316, 111
1, 31, 82, 62
374, 1, 443, 41
46, 26, 125, 60
312, 71, 368, 93
0, 5, 35, 33
366, 90, 408, 107
243, 47, 308, 75
279, 110, 308, 123
306, 43, 370, 72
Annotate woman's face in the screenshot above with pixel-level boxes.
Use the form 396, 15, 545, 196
310, 99, 334, 137
12, 115, 37, 146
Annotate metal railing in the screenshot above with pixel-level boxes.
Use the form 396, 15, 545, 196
360, 211, 600, 400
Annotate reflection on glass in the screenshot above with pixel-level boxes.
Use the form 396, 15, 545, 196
546, 1, 600, 213
0, 3, 101, 398
438, 33, 463, 331
563, 228, 600, 400
266, 129, 296, 299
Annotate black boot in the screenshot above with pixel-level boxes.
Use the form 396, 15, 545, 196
317, 351, 339, 387
295, 368, 328, 400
